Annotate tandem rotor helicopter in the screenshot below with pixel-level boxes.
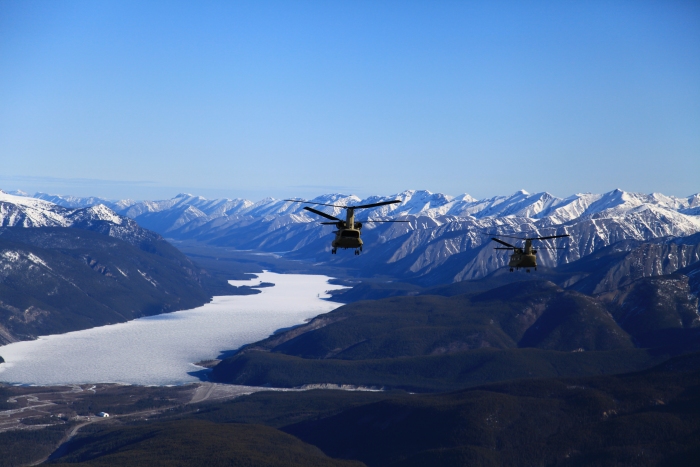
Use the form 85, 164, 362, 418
285, 199, 409, 255
490, 234, 570, 272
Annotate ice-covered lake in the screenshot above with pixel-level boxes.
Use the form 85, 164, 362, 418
0, 272, 345, 386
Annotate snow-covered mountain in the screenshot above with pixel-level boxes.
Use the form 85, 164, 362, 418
32, 192, 135, 211
7, 188, 700, 284
0, 191, 159, 247
0, 192, 237, 343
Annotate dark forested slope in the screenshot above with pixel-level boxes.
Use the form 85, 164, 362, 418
45, 352, 700, 467
284, 352, 700, 467
48, 420, 363, 467
0, 227, 235, 343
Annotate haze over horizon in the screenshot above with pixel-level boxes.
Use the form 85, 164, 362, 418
4, 184, 700, 206
1, 1, 698, 201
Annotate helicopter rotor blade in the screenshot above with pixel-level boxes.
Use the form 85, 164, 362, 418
350, 200, 402, 210
482, 232, 570, 242
534, 234, 570, 241
285, 199, 346, 208
484, 233, 526, 240
362, 220, 410, 223
303, 206, 342, 221
491, 238, 517, 248
494, 247, 516, 250
286, 199, 402, 210
320, 221, 342, 225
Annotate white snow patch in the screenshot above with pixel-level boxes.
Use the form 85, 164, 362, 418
86, 204, 123, 224
137, 269, 157, 287
27, 253, 52, 270
1, 251, 20, 262
0, 272, 346, 386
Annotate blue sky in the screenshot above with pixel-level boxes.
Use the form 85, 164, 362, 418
1, 0, 698, 201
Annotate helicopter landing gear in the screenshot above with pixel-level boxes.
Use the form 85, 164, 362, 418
509, 268, 514, 272
354, 249, 360, 255
331, 248, 337, 254
526, 269, 530, 273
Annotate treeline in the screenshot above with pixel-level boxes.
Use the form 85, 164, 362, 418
0, 425, 69, 467
46, 352, 700, 466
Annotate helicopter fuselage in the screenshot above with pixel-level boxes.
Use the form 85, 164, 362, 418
332, 228, 363, 249
331, 207, 364, 254
508, 239, 537, 270
492, 234, 568, 272
508, 249, 537, 269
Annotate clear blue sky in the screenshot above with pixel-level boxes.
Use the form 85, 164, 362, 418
1, 0, 698, 201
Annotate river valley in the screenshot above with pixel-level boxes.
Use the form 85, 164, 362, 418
0, 272, 345, 386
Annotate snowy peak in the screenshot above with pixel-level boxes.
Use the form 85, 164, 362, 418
577, 189, 696, 219
5, 189, 29, 197
122, 193, 254, 219
392, 190, 454, 215
0, 192, 157, 246
439, 190, 558, 219
11, 187, 700, 226
1, 191, 61, 211
30, 192, 137, 213
67, 204, 124, 225
1, 191, 72, 227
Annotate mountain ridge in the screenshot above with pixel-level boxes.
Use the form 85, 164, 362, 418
5, 188, 700, 284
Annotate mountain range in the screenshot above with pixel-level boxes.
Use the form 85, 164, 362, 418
3, 187, 699, 344
0, 191, 236, 343
3, 188, 700, 466
7, 188, 700, 285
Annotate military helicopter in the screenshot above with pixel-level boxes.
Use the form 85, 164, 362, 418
285, 199, 408, 255
491, 234, 570, 272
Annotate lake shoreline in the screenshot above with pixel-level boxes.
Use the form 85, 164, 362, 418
0, 272, 346, 386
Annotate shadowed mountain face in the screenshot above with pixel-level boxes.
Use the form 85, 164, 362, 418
270, 281, 635, 360
554, 234, 700, 294
597, 275, 700, 350
679, 258, 700, 298
47, 420, 363, 467
211, 280, 668, 392
0, 227, 234, 343
515, 291, 632, 351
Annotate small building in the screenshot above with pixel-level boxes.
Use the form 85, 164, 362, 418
97, 412, 110, 418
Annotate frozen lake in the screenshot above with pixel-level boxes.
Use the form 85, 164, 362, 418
0, 272, 345, 386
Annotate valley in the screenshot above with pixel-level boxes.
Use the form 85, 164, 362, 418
0, 193, 248, 344
1, 189, 700, 466
0, 272, 345, 386
3, 1, 698, 464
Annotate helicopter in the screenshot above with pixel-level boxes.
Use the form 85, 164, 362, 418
491, 234, 570, 272
285, 199, 408, 255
